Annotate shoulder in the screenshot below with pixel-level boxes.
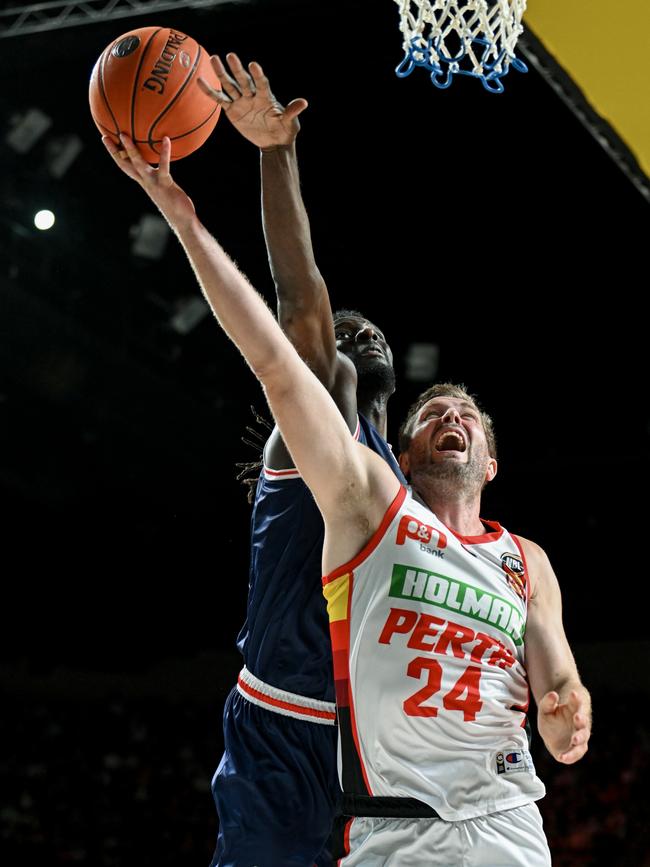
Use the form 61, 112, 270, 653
357, 415, 407, 484
512, 534, 549, 567
357, 414, 387, 451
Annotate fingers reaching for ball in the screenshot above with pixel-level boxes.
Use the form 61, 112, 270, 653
200, 54, 239, 104
196, 52, 307, 150
101, 134, 141, 182
119, 132, 162, 174
102, 133, 196, 228
102, 133, 173, 187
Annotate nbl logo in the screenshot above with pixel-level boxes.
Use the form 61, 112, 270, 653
501, 552, 526, 601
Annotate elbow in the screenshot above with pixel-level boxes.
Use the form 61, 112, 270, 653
275, 271, 327, 309
251, 347, 293, 392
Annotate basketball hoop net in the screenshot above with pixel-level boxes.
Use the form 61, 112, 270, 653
394, 0, 528, 93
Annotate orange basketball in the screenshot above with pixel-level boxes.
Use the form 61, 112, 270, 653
89, 26, 221, 163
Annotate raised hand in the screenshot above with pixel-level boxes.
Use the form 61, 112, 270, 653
197, 52, 308, 151
102, 134, 196, 230
537, 689, 591, 764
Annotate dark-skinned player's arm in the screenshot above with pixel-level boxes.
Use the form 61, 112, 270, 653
198, 54, 357, 468
517, 535, 592, 764
102, 134, 399, 570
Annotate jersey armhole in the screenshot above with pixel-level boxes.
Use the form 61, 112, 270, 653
323, 485, 407, 585
263, 417, 362, 480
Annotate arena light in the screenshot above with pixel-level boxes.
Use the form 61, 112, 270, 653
34, 210, 55, 230
170, 296, 210, 335
130, 213, 171, 260
404, 342, 439, 382
6, 107, 52, 153
46, 133, 84, 178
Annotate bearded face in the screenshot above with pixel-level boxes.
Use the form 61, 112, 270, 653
355, 357, 396, 398
419, 435, 491, 493
402, 396, 497, 497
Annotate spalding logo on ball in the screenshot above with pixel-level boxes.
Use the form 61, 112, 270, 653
89, 26, 222, 163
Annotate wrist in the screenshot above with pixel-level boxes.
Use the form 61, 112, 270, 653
172, 210, 204, 243
260, 140, 297, 156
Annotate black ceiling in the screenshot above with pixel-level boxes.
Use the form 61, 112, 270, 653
2, 0, 648, 667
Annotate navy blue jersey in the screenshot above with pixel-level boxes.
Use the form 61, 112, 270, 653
236, 414, 406, 701
211, 416, 406, 865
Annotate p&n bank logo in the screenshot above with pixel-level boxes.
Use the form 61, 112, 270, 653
396, 514, 447, 558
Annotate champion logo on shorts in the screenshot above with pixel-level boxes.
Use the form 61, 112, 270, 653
495, 748, 534, 775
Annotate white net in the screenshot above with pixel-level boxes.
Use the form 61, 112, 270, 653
394, 0, 528, 92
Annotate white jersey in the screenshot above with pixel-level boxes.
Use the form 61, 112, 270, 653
323, 486, 546, 821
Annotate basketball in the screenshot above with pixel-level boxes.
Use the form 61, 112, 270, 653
89, 26, 222, 163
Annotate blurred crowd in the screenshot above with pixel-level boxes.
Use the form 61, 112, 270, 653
2, 696, 220, 865
535, 701, 650, 867
2, 690, 648, 866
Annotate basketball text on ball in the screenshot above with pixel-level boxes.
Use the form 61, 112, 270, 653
143, 31, 190, 95
89, 26, 222, 161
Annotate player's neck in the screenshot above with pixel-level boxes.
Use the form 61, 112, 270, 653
357, 393, 389, 438
413, 482, 485, 537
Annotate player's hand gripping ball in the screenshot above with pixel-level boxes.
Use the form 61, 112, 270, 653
89, 26, 221, 163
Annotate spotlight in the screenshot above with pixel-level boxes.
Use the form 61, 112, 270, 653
34, 210, 55, 231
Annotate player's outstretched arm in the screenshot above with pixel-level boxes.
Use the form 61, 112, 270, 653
519, 536, 592, 765
102, 133, 399, 568
199, 55, 344, 396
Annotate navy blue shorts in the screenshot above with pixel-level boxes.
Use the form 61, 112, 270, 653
210, 686, 340, 867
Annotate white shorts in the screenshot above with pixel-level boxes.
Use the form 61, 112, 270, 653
338, 802, 551, 866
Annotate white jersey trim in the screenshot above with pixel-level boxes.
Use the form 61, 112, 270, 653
236, 666, 337, 725
263, 417, 361, 480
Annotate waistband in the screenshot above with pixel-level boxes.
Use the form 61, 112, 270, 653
342, 794, 441, 819
236, 666, 337, 726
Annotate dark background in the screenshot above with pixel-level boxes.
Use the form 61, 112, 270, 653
1, 1, 649, 864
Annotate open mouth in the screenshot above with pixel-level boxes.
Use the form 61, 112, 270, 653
434, 429, 467, 453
